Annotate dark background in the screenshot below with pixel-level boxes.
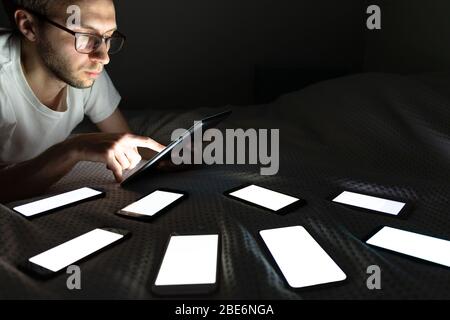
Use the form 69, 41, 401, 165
1, 0, 449, 108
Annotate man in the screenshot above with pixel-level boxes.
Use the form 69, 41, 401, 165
0, 0, 165, 203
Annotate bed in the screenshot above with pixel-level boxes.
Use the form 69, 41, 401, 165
1, 72, 449, 299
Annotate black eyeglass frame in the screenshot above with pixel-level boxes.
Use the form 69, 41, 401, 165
17, 6, 126, 55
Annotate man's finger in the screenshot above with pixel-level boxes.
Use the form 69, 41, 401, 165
127, 135, 166, 152
107, 157, 123, 182
115, 150, 131, 170
124, 148, 142, 170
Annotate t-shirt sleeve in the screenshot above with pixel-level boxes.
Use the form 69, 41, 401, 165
83, 70, 121, 124
0, 84, 17, 165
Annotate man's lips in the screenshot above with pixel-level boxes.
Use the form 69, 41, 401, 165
85, 70, 102, 78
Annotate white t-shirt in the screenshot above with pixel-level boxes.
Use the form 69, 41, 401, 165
0, 33, 121, 164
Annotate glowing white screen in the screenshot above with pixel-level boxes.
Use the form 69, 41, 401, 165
155, 234, 219, 286
332, 191, 405, 215
14, 187, 102, 217
260, 226, 346, 288
366, 226, 450, 267
29, 229, 124, 272
120, 190, 184, 216
229, 184, 299, 211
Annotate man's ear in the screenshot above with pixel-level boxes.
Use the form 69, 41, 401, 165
14, 10, 39, 42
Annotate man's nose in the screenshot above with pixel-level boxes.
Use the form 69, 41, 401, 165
90, 42, 110, 65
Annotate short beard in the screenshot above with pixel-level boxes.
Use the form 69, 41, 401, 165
37, 38, 94, 89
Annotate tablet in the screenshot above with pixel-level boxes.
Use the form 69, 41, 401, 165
121, 110, 232, 186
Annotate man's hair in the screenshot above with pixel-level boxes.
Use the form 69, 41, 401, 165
2, 0, 70, 30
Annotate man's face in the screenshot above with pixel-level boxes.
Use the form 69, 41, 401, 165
36, 0, 117, 88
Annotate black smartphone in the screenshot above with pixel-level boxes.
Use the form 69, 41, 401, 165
12, 187, 105, 219
365, 226, 450, 269
20, 228, 131, 279
330, 190, 410, 217
224, 184, 305, 215
152, 233, 220, 296
259, 225, 347, 289
116, 188, 187, 220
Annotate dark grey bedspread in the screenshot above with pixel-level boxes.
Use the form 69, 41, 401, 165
1, 72, 449, 299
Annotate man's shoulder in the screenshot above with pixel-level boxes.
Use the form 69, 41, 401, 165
0, 32, 16, 119
0, 31, 15, 69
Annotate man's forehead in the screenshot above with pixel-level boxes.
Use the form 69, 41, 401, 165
56, 0, 117, 33
79, 12, 117, 33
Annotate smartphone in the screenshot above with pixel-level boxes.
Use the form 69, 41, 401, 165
331, 191, 407, 216
224, 184, 305, 214
116, 189, 187, 220
259, 226, 346, 289
12, 187, 105, 218
152, 234, 220, 296
366, 226, 450, 268
20, 228, 130, 278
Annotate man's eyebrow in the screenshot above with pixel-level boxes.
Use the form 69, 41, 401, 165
78, 25, 117, 34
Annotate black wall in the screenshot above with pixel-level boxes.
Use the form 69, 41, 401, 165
0, 3, 8, 27
0, 1, 367, 108
364, 0, 450, 73
110, 0, 366, 109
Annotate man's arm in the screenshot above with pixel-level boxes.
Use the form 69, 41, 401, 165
0, 109, 164, 204
95, 108, 132, 133
0, 141, 79, 203
0, 132, 165, 204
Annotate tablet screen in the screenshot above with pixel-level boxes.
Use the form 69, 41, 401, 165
121, 110, 231, 186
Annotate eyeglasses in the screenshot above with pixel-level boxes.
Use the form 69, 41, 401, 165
20, 7, 126, 55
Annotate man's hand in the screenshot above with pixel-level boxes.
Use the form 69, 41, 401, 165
67, 133, 165, 182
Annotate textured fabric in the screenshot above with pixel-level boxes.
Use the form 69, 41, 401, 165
1, 72, 449, 299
